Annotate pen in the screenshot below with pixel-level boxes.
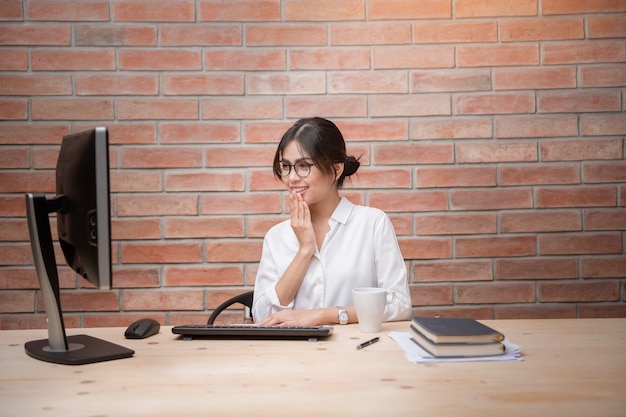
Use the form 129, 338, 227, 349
356, 337, 380, 350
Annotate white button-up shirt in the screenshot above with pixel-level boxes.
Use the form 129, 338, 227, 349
252, 198, 412, 322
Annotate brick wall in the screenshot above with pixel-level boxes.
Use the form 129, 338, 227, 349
0, 0, 625, 329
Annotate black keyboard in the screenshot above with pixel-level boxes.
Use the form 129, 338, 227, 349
172, 324, 334, 340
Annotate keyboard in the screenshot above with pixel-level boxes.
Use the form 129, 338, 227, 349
171, 324, 334, 340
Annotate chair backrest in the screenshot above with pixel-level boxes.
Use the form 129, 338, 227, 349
207, 290, 254, 325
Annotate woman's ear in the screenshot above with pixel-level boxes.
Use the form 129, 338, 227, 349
334, 162, 345, 181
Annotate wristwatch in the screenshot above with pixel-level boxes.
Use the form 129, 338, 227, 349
337, 306, 348, 325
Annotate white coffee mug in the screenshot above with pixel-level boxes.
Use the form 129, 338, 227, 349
352, 287, 396, 333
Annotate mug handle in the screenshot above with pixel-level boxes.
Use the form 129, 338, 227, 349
386, 291, 396, 304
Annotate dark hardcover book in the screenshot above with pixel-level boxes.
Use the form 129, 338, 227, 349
411, 316, 505, 344
410, 325, 505, 358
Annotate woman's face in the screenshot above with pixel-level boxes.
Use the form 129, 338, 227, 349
279, 140, 339, 207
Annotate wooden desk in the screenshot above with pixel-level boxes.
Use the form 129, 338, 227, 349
1, 319, 625, 417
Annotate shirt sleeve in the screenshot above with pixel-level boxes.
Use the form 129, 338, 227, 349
374, 213, 412, 322
251, 228, 294, 322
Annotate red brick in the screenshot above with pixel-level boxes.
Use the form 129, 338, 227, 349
164, 217, 244, 239
410, 307, 495, 320
370, 94, 450, 117
32, 147, 59, 169
415, 213, 496, 235
373, 45, 454, 69
410, 118, 492, 140
458, 44, 539, 67
411, 69, 491, 92
413, 261, 492, 282
200, 193, 281, 215
539, 281, 619, 302
110, 171, 162, 193
123, 289, 204, 311
330, 71, 407, 94
499, 163, 580, 185
399, 237, 452, 260
539, 233, 622, 255
286, 96, 367, 118
494, 67, 576, 90
582, 256, 626, 278
496, 115, 578, 138
585, 209, 626, 231
0, 0, 22, 19
246, 24, 327, 46
500, 210, 581, 233
164, 265, 243, 287
496, 305, 577, 319
290, 48, 370, 70
120, 49, 201, 70
76, 74, 159, 96
105, 123, 157, 145
75, 24, 157, 46
416, 166, 495, 188
112, 267, 161, 288
203, 97, 283, 120
284, 0, 364, 20
204, 145, 275, 167
331, 22, 412, 46
118, 98, 198, 120
501, 18, 583, 41
456, 236, 536, 258
117, 195, 198, 217
248, 73, 326, 95
27, 0, 109, 21
56, 291, 120, 312
542, 0, 626, 14
588, 15, 626, 38
370, 191, 448, 212
495, 258, 578, 280
541, 139, 623, 161
456, 0, 538, 17
374, 143, 453, 164
0, 100, 25, 120
198, 0, 280, 22
538, 90, 621, 113
414, 21, 497, 43
113, 0, 196, 22
456, 282, 536, 304
120, 146, 201, 169
0, 172, 54, 193
409, 284, 453, 306
111, 219, 161, 240
456, 141, 537, 163
349, 168, 412, 189
32, 98, 114, 120
542, 41, 626, 65
166, 172, 245, 192
581, 114, 626, 136
337, 119, 408, 141
206, 241, 262, 262
369, 0, 451, 19
536, 186, 617, 208
161, 122, 240, 144
206, 48, 286, 71
0, 24, 70, 46
0, 148, 29, 169
0, 49, 28, 70
450, 188, 533, 210
161, 24, 241, 46
579, 304, 626, 318
584, 162, 626, 183
580, 65, 626, 87
0, 75, 71, 96
455, 92, 535, 115
121, 242, 203, 264
0, 268, 38, 290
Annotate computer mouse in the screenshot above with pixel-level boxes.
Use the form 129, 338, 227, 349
125, 318, 160, 339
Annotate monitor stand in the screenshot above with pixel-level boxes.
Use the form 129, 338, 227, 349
24, 193, 134, 365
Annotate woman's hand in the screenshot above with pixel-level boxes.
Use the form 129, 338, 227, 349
289, 191, 316, 253
259, 309, 326, 327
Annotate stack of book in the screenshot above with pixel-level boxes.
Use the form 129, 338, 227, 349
409, 316, 506, 358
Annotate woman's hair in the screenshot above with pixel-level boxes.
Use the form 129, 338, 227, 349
273, 117, 360, 187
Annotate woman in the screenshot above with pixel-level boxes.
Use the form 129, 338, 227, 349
252, 117, 412, 326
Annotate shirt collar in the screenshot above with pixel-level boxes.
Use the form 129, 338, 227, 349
330, 197, 353, 225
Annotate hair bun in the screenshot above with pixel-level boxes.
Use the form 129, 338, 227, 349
343, 156, 360, 177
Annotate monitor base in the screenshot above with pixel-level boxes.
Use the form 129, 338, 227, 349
25, 334, 134, 365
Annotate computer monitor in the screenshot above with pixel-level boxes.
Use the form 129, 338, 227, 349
24, 127, 134, 365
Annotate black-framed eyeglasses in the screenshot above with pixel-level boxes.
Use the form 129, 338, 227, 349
278, 160, 315, 178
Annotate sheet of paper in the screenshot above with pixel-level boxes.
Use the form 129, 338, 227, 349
389, 332, 523, 364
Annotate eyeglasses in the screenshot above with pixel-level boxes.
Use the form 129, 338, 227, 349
278, 160, 314, 178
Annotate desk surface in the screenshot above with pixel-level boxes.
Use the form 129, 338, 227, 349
1, 319, 625, 417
